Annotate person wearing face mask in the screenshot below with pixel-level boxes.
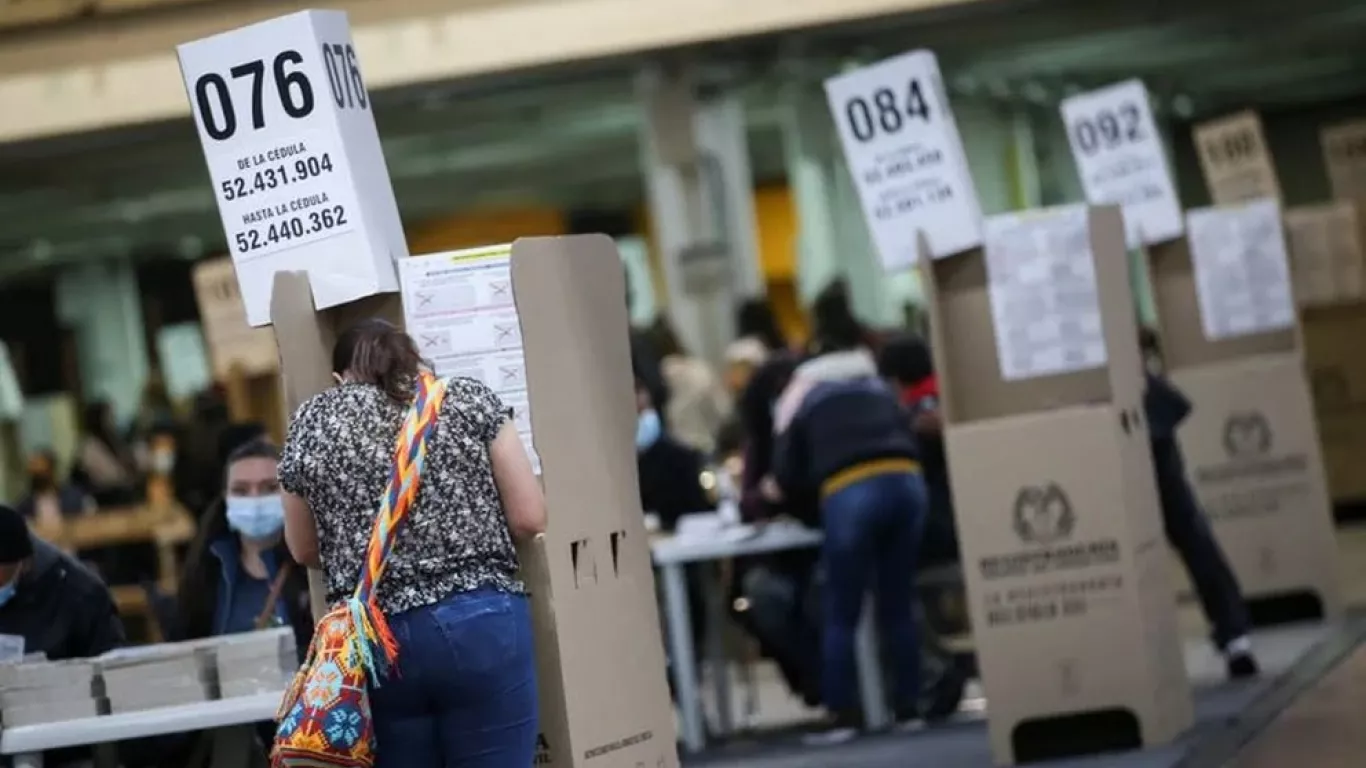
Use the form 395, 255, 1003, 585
633, 377, 712, 532
174, 439, 312, 650
0, 504, 125, 659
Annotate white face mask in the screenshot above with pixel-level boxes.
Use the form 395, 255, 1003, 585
225, 494, 286, 542
151, 450, 176, 474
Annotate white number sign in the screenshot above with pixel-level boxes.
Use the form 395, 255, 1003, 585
824, 51, 983, 269
1060, 79, 1183, 247
178, 10, 407, 326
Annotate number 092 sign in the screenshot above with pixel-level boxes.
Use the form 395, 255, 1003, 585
824, 50, 983, 270
1059, 79, 1182, 247
177, 10, 405, 327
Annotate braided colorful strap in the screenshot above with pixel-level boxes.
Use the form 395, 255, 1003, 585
344, 372, 449, 686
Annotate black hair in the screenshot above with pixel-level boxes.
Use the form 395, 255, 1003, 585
333, 319, 427, 404
877, 333, 935, 384
736, 299, 786, 351
811, 280, 865, 354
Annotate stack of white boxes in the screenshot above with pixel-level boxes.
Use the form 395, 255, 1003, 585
98, 644, 214, 714
215, 628, 297, 698
0, 659, 103, 726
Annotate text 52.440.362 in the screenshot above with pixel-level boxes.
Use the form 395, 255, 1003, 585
234, 205, 348, 254
221, 153, 335, 202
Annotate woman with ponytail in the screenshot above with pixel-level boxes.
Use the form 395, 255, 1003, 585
277, 319, 547, 767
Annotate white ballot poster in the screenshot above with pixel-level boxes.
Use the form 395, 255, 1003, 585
985, 205, 1107, 381
1060, 79, 1182, 247
824, 50, 983, 268
400, 247, 540, 474
178, 10, 407, 327
1186, 198, 1296, 341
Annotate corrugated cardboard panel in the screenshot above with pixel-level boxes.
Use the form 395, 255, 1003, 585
946, 407, 1191, 764
509, 236, 678, 767
922, 206, 1144, 424
1171, 355, 1341, 613
1147, 237, 1297, 369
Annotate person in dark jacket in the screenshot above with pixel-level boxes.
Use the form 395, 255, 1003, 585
773, 370, 929, 738
0, 506, 127, 768
1142, 331, 1258, 679
0, 505, 125, 660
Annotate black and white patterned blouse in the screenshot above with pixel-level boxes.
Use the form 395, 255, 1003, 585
278, 377, 523, 615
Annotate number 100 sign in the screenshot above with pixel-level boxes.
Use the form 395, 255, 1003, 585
177, 10, 406, 327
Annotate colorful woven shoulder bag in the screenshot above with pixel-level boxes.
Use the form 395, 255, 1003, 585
271, 373, 450, 768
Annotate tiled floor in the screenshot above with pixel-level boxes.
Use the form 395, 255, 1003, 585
680, 523, 1366, 767
1229, 643, 1366, 768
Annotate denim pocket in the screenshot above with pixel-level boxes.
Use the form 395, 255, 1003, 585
431, 590, 521, 676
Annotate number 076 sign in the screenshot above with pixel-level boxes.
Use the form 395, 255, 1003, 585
177, 10, 406, 327
824, 51, 983, 269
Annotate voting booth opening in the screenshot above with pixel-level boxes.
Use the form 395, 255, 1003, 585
1145, 200, 1342, 626
922, 205, 1193, 765
267, 237, 680, 768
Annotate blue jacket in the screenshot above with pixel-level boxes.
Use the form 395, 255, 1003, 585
773, 377, 919, 498
208, 536, 290, 635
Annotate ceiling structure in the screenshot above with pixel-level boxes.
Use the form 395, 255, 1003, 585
1, 0, 1365, 279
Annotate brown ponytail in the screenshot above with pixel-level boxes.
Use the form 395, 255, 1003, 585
332, 319, 426, 404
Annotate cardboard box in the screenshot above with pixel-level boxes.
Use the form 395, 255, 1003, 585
1148, 227, 1341, 615
1193, 111, 1282, 205
923, 205, 1192, 765
269, 235, 677, 768
193, 257, 281, 379
1300, 302, 1366, 502
1283, 202, 1366, 308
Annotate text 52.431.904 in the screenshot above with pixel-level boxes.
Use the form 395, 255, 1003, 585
221, 152, 335, 202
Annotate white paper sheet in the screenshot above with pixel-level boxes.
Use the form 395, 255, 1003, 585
1187, 198, 1296, 341
985, 206, 1108, 381
400, 246, 540, 474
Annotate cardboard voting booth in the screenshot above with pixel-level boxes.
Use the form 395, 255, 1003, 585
923, 205, 1192, 765
268, 237, 679, 768
1146, 202, 1341, 618
1298, 300, 1366, 505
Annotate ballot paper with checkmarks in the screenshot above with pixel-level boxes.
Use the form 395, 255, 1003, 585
400, 246, 540, 473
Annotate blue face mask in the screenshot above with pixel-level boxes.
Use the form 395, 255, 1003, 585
636, 409, 662, 451
0, 573, 18, 609
225, 494, 286, 542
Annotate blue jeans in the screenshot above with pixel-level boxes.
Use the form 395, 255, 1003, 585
369, 588, 538, 768
820, 471, 928, 715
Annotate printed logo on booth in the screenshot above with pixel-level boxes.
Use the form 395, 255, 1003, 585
1222, 411, 1273, 459
1012, 483, 1075, 546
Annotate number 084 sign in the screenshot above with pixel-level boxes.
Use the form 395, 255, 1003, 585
824, 51, 983, 269
178, 10, 405, 327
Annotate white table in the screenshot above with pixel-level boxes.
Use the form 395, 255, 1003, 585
0, 691, 283, 767
651, 522, 890, 753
